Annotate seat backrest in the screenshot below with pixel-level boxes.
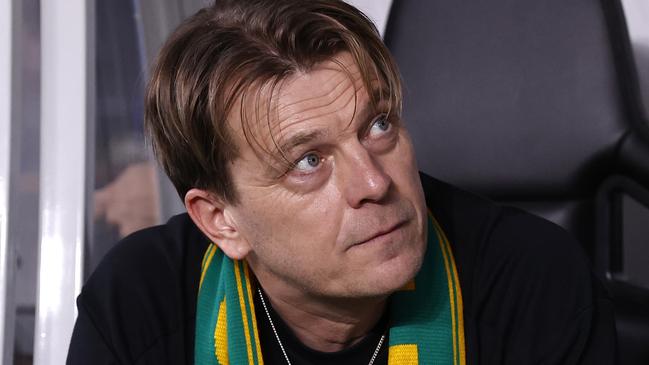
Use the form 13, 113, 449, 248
385, 0, 635, 200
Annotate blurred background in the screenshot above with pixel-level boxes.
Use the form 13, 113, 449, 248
0, 0, 647, 364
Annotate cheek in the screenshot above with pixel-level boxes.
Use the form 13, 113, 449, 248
390, 135, 423, 191
236, 183, 345, 257
396, 132, 419, 169
389, 135, 428, 222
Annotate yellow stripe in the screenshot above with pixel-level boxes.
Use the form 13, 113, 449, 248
233, 261, 255, 364
201, 244, 215, 270
199, 245, 217, 290
430, 213, 458, 365
243, 263, 264, 365
214, 299, 229, 365
437, 222, 467, 365
388, 344, 418, 365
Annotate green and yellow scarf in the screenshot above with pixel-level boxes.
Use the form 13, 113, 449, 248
195, 212, 466, 364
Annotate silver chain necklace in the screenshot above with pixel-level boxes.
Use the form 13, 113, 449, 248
257, 287, 386, 365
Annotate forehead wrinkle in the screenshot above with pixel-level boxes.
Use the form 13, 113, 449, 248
269, 69, 364, 142
271, 79, 357, 138
248, 53, 364, 142
271, 86, 377, 162
239, 75, 380, 160
245, 61, 362, 136
274, 69, 358, 121
270, 73, 386, 148
235, 54, 383, 174
237, 73, 355, 158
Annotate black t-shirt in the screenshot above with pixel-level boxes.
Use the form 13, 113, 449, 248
255, 288, 390, 365
67, 174, 617, 364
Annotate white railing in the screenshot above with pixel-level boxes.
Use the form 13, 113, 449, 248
0, 1, 19, 363
34, 1, 94, 364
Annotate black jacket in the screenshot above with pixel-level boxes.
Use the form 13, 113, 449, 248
67, 174, 617, 364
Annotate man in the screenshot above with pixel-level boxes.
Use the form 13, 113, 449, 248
67, 0, 617, 364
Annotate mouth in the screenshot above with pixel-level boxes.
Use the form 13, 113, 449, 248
351, 220, 408, 248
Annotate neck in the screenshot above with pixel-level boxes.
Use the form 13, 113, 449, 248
254, 277, 387, 352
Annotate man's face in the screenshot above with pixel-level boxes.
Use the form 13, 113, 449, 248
227, 52, 427, 299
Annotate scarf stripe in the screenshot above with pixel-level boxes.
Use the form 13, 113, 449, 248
432, 215, 466, 365
215, 299, 228, 364
233, 261, 258, 365
196, 213, 465, 365
200, 245, 218, 290
202, 244, 214, 270
195, 245, 223, 365
433, 219, 458, 365
242, 263, 265, 364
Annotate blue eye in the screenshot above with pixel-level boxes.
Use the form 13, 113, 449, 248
294, 153, 321, 172
369, 114, 390, 136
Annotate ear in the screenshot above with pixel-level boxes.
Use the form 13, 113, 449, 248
184, 188, 252, 260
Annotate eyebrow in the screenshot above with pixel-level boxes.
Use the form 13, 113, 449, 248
276, 130, 327, 158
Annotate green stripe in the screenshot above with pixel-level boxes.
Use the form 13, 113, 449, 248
195, 246, 222, 365
225, 260, 247, 364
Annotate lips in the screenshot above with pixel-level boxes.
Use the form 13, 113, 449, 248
351, 220, 407, 247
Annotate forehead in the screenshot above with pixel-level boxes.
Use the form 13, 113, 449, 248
228, 53, 373, 160
274, 59, 363, 131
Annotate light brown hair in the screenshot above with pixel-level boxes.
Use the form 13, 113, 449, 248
144, 0, 402, 204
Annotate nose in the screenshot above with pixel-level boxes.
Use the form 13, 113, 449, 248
339, 143, 392, 208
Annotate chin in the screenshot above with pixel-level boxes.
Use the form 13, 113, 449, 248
352, 243, 426, 298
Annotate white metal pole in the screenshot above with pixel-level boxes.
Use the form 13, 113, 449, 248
0, 0, 20, 363
35, 1, 93, 364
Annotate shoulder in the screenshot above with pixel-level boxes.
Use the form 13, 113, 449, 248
475, 204, 595, 316
76, 213, 209, 362
475, 206, 612, 362
485, 205, 590, 278
83, 213, 208, 297
420, 172, 591, 300
420, 173, 614, 362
